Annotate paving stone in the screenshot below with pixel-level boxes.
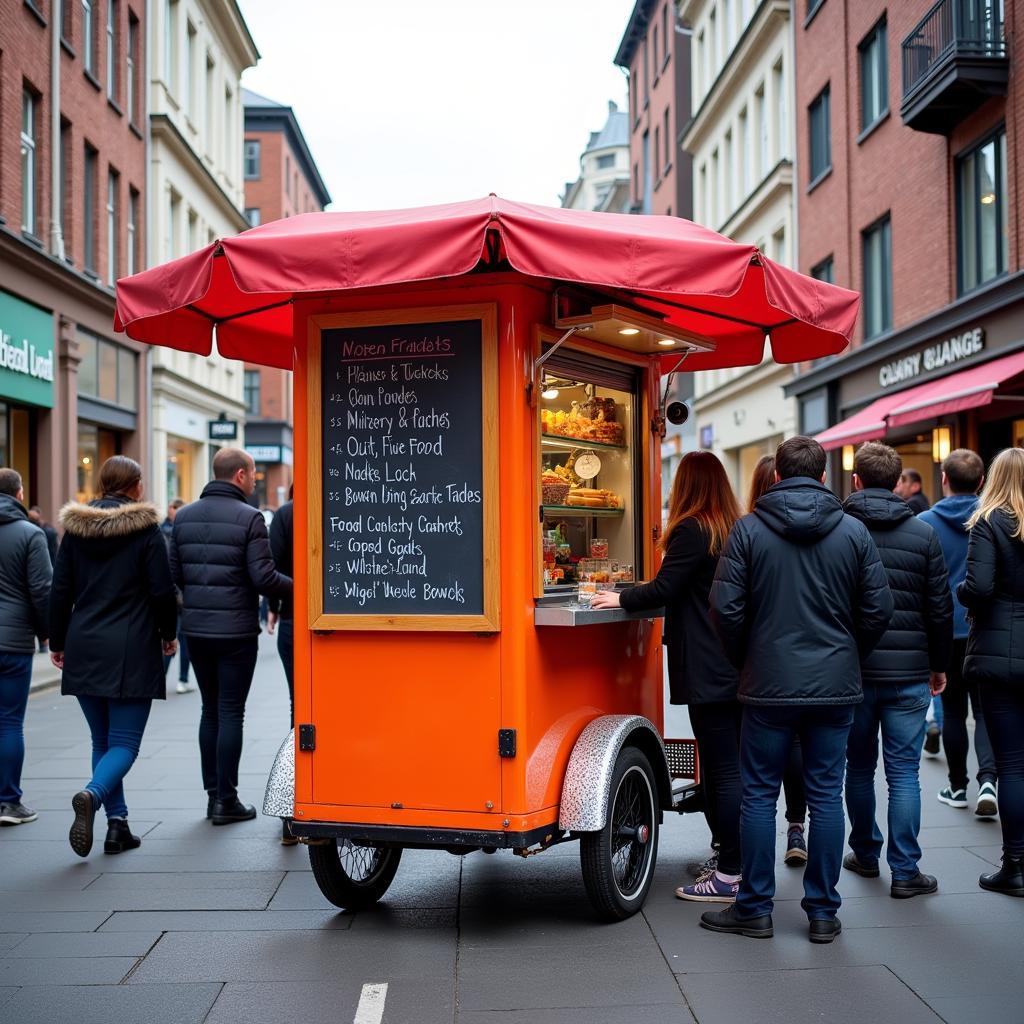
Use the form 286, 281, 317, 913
99, 910, 352, 931
458, 1007, 694, 1024
928, 994, 1024, 1024
0, 982, 223, 1024
0, 911, 112, 933
0, 888, 276, 912
6, 930, 162, 956
0, 933, 27, 954
84, 870, 283, 892
0, 955, 138, 985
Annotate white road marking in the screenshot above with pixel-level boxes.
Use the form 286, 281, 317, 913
354, 982, 388, 1024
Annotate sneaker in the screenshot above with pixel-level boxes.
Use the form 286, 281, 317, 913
699, 905, 773, 938
785, 826, 808, 866
891, 871, 938, 899
975, 781, 998, 819
938, 786, 968, 809
688, 852, 718, 881
923, 723, 941, 757
69, 790, 98, 857
675, 872, 739, 903
176, 680, 196, 694
0, 801, 38, 826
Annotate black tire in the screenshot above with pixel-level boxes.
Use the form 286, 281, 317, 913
308, 840, 402, 911
580, 746, 659, 921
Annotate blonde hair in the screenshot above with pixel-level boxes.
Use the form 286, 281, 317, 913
967, 448, 1024, 539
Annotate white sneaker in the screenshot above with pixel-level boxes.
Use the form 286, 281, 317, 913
176, 681, 196, 694
975, 781, 998, 819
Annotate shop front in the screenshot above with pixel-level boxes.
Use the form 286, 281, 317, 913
244, 421, 293, 509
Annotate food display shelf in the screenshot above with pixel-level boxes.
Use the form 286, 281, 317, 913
542, 505, 625, 518
540, 434, 627, 452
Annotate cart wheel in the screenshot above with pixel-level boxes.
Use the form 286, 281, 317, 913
580, 746, 659, 921
308, 840, 402, 911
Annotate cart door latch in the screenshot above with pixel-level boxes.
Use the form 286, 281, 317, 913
498, 729, 517, 758
298, 724, 316, 752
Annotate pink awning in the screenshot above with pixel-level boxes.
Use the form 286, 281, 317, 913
816, 394, 899, 451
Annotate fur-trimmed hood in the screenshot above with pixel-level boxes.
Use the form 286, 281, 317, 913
59, 500, 160, 539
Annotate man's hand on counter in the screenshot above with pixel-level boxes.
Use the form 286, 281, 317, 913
590, 590, 622, 609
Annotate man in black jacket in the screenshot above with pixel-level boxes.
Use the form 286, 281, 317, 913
842, 442, 952, 898
170, 449, 292, 824
703, 437, 893, 944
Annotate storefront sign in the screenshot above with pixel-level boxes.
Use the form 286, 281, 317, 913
247, 445, 281, 462
0, 290, 54, 408
878, 328, 985, 388
208, 418, 238, 440
700, 425, 714, 449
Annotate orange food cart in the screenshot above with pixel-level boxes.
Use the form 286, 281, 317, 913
114, 196, 858, 920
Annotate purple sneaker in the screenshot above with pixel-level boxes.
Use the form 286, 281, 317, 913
675, 872, 739, 903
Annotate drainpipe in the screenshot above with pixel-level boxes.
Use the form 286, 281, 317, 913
50, 0, 66, 259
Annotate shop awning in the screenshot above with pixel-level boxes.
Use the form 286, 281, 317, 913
113, 195, 860, 372
815, 393, 900, 451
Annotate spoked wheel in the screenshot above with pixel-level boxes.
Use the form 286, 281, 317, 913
308, 839, 402, 911
580, 746, 659, 921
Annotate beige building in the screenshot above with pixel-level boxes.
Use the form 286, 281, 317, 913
561, 101, 631, 213
680, 0, 796, 494
148, 0, 258, 508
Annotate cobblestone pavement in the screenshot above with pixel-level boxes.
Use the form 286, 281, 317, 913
1, 637, 1019, 1024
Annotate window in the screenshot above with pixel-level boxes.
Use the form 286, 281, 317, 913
755, 83, 768, 177
166, 188, 180, 261
699, 162, 707, 222
20, 89, 36, 235
244, 139, 260, 179
106, 170, 118, 285
808, 84, 831, 183
127, 13, 139, 123
83, 144, 98, 272
633, 162, 639, 202
723, 130, 733, 213
205, 55, 215, 153
772, 226, 786, 265
739, 106, 750, 195
653, 26, 659, 71
164, 0, 177, 92
807, 0, 827, 21
244, 370, 261, 416
662, 3, 669, 59
185, 21, 197, 118
654, 126, 661, 178
663, 108, 670, 169
78, 333, 137, 409
285, 155, 291, 197
774, 59, 786, 160
696, 32, 705, 98
859, 18, 887, 131
724, 0, 732, 53
187, 208, 198, 254
642, 131, 652, 213
224, 87, 233, 164
244, 207, 261, 228
957, 128, 1008, 294
709, 7, 717, 76
862, 215, 892, 339
595, 153, 615, 169
62, 0, 72, 40
127, 187, 138, 276
60, 119, 72, 253
642, 39, 649, 102
82, 0, 96, 77
711, 147, 720, 225
106, 0, 118, 99
630, 66, 637, 123
810, 255, 834, 283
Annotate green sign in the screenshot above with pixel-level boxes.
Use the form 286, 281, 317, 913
0, 290, 54, 408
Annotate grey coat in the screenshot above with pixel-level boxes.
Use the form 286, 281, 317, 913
0, 493, 53, 653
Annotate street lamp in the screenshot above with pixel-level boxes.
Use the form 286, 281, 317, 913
932, 426, 951, 463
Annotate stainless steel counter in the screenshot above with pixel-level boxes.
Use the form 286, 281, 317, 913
533, 596, 664, 627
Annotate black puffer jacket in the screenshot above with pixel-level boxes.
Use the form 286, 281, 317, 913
50, 496, 177, 699
268, 500, 294, 622
958, 510, 1024, 687
619, 517, 738, 705
0, 493, 53, 652
710, 478, 893, 705
169, 481, 292, 639
843, 489, 953, 685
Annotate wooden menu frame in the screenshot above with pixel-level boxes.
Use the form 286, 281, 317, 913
307, 304, 500, 632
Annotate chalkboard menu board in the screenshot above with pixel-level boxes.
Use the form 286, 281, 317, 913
310, 305, 499, 631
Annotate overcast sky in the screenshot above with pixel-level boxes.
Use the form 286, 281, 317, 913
238, 0, 637, 211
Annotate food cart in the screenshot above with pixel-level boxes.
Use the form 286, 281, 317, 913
115, 196, 858, 920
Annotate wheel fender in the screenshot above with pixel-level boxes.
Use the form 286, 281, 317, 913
262, 729, 294, 818
558, 715, 672, 832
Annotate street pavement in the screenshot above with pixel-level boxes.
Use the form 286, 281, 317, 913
1, 636, 1020, 1024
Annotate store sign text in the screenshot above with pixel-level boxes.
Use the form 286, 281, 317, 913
878, 328, 985, 388
0, 331, 54, 382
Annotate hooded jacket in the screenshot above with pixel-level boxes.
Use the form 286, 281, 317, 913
0, 493, 53, 653
710, 477, 893, 705
919, 494, 978, 639
958, 509, 1024, 687
843, 489, 953, 685
49, 496, 178, 700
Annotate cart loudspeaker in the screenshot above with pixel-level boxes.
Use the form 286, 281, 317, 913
666, 402, 689, 425
558, 715, 672, 832
263, 730, 295, 818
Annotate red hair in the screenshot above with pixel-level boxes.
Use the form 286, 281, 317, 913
663, 451, 740, 555
747, 455, 775, 514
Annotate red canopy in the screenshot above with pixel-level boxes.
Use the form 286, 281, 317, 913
114, 195, 860, 372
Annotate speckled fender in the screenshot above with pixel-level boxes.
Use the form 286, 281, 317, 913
262, 729, 295, 818
558, 715, 672, 832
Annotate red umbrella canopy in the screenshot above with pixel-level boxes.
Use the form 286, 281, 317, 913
114, 195, 859, 372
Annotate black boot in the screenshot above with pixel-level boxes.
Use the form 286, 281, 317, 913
979, 856, 1024, 897
104, 818, 142, 854
210, 797, 257, 825
206, 789, 216, 819
69, 790, 97, 858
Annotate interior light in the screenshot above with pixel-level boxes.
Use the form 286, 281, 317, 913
932, 426, 952, 463
541, 387, 560, 400
81, 456, 91, 466
658, 338, 676, 347
980, 192, 996, 205
618, 327, 640, 336
842, 445, 855, 473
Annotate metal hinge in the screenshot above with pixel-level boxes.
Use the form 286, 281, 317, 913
498, 729, 517, 758
298, 724, 316, 751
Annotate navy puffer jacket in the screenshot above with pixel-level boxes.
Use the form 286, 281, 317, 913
169, 481, 292, 639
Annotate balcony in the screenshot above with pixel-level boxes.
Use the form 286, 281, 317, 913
901, 0, 1008, 134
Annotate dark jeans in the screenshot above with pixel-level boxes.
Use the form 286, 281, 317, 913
277, 619, 294, 727
978, 684, 1024, 859
188, 636, 259, 801
76, 696, 152, 820
942, 638, 996, 789
784, 737, 807, 825
845, 680, 930, 879
690, 701, 742, 875
163, 628, 191, 683
737, 704, 855, 921
0, 653, 33, 804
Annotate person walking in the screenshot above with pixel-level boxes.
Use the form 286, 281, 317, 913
170, 448, 292, 825
957, 448, 1024, 897
160, 499, 193, 694
896, 469, 931, 515
919, 450, 997, 817
49, 456, 178, 857
593, 452, 741, 902
703, 436, 893, 943
27, 505, 58, 567
0, 470, 53, 826
842, 442, 952, 898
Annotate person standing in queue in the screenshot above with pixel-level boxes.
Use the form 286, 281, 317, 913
49, 456, 178, 857
704, 437, 893, 944
170, 448, 292, 825
592, 451, 743, 902
896, 469, 931, 515
957, 448, 1024, 897
160, 499, 193, 693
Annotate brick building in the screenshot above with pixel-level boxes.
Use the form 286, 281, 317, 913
788, 0, 1024, 495
241, 88, 330, 508
0, 0, 150, 518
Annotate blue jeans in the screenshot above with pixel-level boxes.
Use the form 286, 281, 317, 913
927, 695, 944, 730
0, 653, 34, 804
163, 628, 190, 682
737, 704, 855, 921
845, 681, 929, 879
76, 696, 152, 820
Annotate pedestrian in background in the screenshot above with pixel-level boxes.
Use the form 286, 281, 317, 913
49, 456, 178, 857
27, 505, 58, 567
896, 469, 931, 515
842, 442, 951, 898
170, 448, 292, 825
704, 437, 893, 944
0, 469, 53, 827
160, 499, 194, 694
958, 448, 1024, 898
919, 450, 997, 817
593, 452, 741, 902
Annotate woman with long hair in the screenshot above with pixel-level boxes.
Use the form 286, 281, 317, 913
49, 456, 178, 857
593, 451, 742, 902
958, 447, 1024, 896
